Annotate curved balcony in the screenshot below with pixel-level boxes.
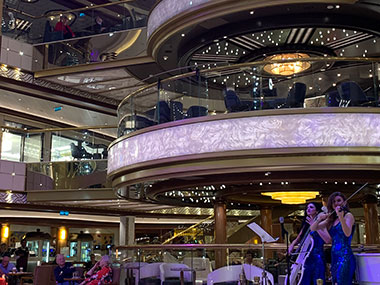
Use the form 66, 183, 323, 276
108, 57, 380, 209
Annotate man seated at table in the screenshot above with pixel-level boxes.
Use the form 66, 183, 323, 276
54, 254, 77, 285
0, 255, 17, 285
0, 255, 16, 275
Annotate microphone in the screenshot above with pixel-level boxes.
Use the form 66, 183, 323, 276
279, 216, 288, 239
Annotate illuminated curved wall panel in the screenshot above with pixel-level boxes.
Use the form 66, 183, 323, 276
108, 112, 380, 174
148, 0, 209, 38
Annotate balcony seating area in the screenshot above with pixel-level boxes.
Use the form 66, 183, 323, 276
118, 80, 379, 136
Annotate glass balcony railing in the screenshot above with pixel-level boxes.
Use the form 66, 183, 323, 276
117, 57, 380, 137
2, 1, 148, 45
0, 125, 117, 163
115, 243, 380, 285
34, 27, 147, 67
26, 159, 110, 191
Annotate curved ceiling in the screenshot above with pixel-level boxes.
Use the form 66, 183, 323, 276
151, 2, 380, 76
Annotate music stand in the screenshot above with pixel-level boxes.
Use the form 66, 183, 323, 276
247, 222, 278, 285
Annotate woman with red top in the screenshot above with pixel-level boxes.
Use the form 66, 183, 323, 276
54, 15, 75, 39
79, 255, 112, 285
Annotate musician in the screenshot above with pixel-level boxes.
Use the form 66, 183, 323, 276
288, 202, 331, 285
310, 192, 356, 284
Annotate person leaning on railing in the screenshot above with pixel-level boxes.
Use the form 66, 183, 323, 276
54, 15, 75, 39
79, 255, 112, 285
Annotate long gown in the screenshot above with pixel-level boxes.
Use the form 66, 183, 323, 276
301, 231, 326, 285
329, 222, 356, 284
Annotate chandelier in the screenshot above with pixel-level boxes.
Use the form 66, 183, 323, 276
261, 191, 319, 204
263, 53, 311, 76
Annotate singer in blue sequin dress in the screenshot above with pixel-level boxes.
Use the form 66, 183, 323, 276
329, 222, 356, 284
301, 231, 326, 285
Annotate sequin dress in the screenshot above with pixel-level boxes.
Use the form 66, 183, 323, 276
300, 231, 326, 285
329, 222, 356, 284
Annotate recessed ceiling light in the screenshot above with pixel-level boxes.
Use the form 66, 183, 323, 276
250, 11, 254, 15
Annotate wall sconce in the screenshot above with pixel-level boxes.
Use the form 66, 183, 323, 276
59, 228, 67, 240
1, 225, 9, 239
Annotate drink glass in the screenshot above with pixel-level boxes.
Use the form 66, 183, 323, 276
20, 267, 23, 272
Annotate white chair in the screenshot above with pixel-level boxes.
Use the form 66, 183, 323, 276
183, 257, 212, 284
139, 263, 163, 284
159, 263, 192, 285
207, 264, 242, 285
124, 262, 148, 285
243, 264, 274, 285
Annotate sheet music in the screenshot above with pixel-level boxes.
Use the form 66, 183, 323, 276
247, 222, 279, 243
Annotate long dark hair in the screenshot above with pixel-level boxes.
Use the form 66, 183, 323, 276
299, 202, 322, 240
327, 192, 349, 225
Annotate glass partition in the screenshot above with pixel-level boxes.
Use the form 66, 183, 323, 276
26, 159, 110, 190
35, 27, 147, 68
1, 125, 116, 163
115, 243, 380, 285
117, 58, 380, 137
2, 1, 148, 45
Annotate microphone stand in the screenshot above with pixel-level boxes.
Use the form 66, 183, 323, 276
284, 231, 290, 285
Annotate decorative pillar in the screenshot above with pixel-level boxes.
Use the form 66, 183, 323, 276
42, 132, 52, 162
120, 216, 135, 284
260, 207, 272, 235
119, 216, 135, 246
214, 199, 227, 269
363, 195, 380, 244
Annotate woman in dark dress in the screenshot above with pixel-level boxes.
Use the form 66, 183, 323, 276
288, 202, 331, 284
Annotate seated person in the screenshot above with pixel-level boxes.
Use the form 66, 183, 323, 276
92, 16, 107, 34
0, 255, 16, 275
54, 15, 75, 39
80, 255, 112, 285
85, 254, 97, 271
0, 255, 17, 285
0, 244, 9, 258
54, 254, 76, 285
244, 250, 263, 268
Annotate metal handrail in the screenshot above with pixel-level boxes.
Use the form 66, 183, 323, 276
117, 56, 380, 111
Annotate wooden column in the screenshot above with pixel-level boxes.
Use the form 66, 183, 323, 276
260, 207, 272, 235
363, 195, 380, 244
214, 199, 227, 269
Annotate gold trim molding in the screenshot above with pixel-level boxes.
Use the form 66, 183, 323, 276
110, 147, 380, 189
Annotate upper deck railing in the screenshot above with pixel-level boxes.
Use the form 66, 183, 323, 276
2, 0, 148, 68
116, 57, 380, 138
2, 0, 148, 45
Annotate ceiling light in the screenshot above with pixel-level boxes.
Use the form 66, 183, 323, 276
263, 53, 311, 76
261, 191, 319, 204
